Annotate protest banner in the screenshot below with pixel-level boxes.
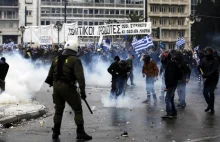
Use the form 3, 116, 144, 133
68, 22, 152, 36
39, 36, 52, 45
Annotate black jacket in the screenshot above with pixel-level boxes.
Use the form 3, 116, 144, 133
165, 59, 182, 88
107, 61, 131, 79
107, 61, 119, 78
0, 61, 9, 81
201, 56, 219, 83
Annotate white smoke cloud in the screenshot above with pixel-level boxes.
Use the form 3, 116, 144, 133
0, 53, 49, 104
0, 52, 162, 108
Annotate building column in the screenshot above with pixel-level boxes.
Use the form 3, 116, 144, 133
0, 35, 2, 44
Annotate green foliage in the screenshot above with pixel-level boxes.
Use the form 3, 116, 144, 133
193, 0, 219, 49
126, 12, 145, 43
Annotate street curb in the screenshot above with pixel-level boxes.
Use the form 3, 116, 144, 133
0, 108, 47, 127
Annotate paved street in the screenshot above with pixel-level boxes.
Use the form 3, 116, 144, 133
0, 80, 220, 142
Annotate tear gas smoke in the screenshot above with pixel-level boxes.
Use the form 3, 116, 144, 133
101, 95, 145, 109
0, 52, 163, 108
0, 53, 49, 104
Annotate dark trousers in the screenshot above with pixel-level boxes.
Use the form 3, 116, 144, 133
110, 77, 117, 99
203, 79, 218, 110
0, 80, 5, 92
52, 81, 84, 134
165, 86, 177, 115
110, 77, 126, 99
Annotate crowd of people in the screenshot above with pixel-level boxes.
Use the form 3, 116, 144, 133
1, 40, 220, 140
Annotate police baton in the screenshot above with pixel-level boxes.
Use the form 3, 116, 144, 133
82, 99, 93, 114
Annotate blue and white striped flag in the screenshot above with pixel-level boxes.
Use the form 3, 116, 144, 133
176, 37, 185, 47
87, 40, 92, 48
132, 35, 154, 52
194, 45, 199, 52
193, 45, 200, 63
132, 36, 138, 43
103, 38, 111, 51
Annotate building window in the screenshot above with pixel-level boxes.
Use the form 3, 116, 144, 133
105, 9, 109, 14
55, 8, 60, 13
116, 10, 119, 14
178, 19, 184, 25
110, 10, 114, 14
89, 9, 93, 14
52, 8, 55, 13
168, 43, 175, 49
150, 6, 157, 12
95, 9, 99, 14
84, 10, 88, 14
73, 9, 77, 14
46, 21, 50, 25
160, 19, 166, 25
78, 9, 82, 14
95, 22, 99, 25
126, 10, 129, 14
121, 10, 125, 14
159, 7, 166, 12
169, 19, 175, 25
100, 9, 104, 14
67, 8, 72, 13
27, 10, 32, 16
152, 19, 157, 25
140, 10, 143, 15
84, 21, 87, 25
169, 7, 175, 13
89, 22, 93, 25
78, 21, 82, 25
178, 7, 184, 13
41, 21, 45, 25
178, 31, 185, 37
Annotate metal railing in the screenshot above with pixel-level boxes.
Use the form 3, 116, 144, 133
148, 0, 188, 3
41, 13, 126, 18
41, 1, 143, 8
149, 12, 188, 17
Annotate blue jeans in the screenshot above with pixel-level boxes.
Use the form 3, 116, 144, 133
165, 86, 177, 115
177, 82, 186, 105
146, 77, 156, 99
127, 71, 134, 85
160, 75, 165, 97
116, 78, 126, 98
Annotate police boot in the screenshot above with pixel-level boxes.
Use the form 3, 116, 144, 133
76, 124, 92, 140
52, 123, 61, 139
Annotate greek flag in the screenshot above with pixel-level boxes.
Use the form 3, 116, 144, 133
194, 45, 200, 63
103, 37, 111, 51
132, 35, 154, 52
194, 45, 199, 51
176, 37, 185, 47
159, 41, 165, 49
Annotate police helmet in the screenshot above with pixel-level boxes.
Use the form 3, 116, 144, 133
64, 40, 79, 52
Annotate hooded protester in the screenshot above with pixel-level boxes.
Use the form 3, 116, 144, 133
45, 40, 92, 140
159, 50, 169, 101
142, 55, 159, 104
176, 51, 191, 108
107, 56, 120, 99
117, 60, 131, 97
200, 47, 219, 114
162, 50, 182, 119
0, 57, 9, 93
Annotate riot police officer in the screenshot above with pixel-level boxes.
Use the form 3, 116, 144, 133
45, 40, 92, 140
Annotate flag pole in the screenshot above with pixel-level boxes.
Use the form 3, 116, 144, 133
187, 42, 203, 75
